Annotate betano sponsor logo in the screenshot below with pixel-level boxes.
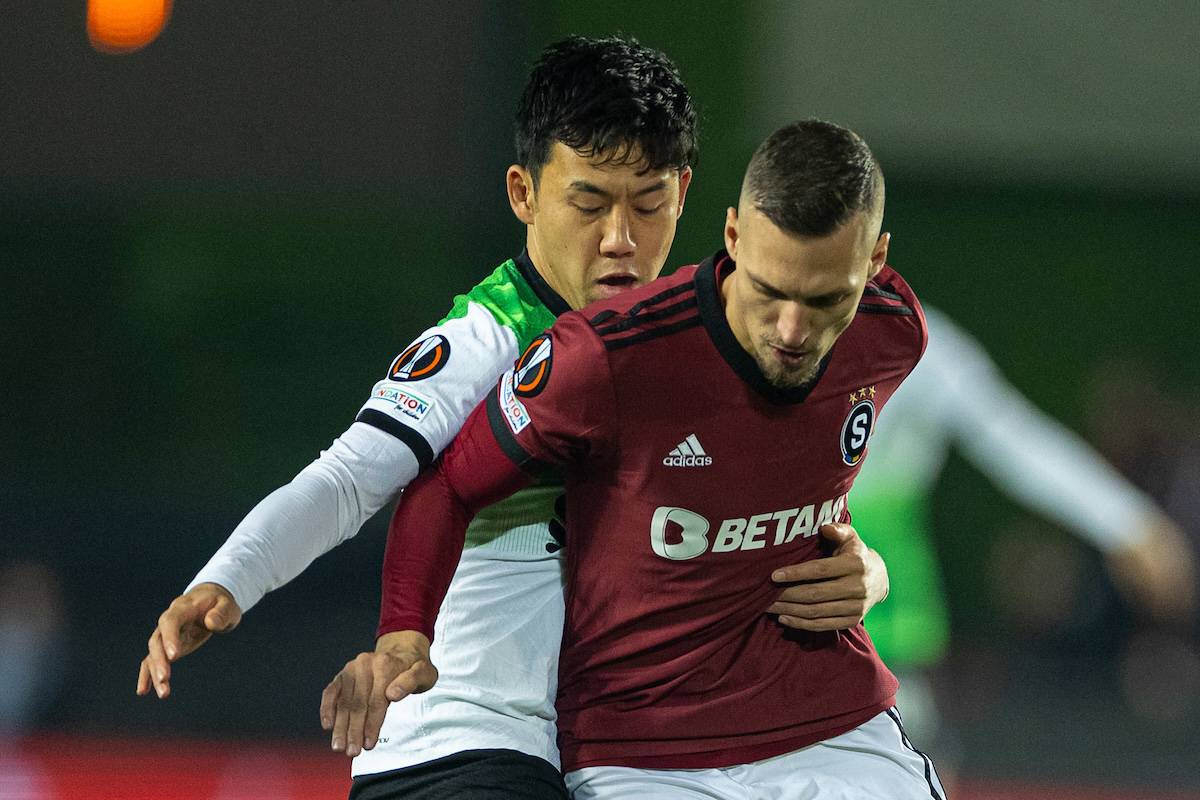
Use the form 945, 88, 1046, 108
649, 494, 847, 561
663, 434, 712, 467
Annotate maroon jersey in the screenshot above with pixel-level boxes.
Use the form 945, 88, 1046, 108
379, 250, 927, 771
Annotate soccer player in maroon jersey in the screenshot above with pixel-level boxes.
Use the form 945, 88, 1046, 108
330, 120, 946, 798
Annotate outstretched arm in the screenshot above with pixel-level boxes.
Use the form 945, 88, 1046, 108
137, 423, 419, 699
930, 309, 1196, 620
137, 301, 526, 699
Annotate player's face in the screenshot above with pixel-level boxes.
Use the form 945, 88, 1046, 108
508, 142, 692, 310
722, 204, 889, 389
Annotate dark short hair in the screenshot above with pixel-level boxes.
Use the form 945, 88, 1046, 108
742, 120, 883, 237
515, 36, 698, 181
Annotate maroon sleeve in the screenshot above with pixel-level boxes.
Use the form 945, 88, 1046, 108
376, 312, 616, 640
376, 398, 532, 639
486, 311, 617, 470
872, 264, 928, 372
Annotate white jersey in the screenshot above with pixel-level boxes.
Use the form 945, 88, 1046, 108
855, 304, 1155, 552
188, 253, 573, 773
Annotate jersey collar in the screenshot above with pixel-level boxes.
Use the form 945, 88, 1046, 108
694, 249, 833, 405
515, 249, 571, 317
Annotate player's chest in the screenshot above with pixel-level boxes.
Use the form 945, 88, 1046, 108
614, 363, 891, 495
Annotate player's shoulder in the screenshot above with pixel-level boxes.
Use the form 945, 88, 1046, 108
569, 265, 703, 352
853, 263, 928, 360
439, 253, 561, 349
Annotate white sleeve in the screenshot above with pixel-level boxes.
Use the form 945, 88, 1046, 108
926, 307, 1157, 552
186, 422, 417, 611
185, 301, 521, 611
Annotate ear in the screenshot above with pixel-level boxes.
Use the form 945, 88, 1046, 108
507, 165, 535, 226
674, 166, 694, 219
723, 206, 740, 259
868, 231, 890, 280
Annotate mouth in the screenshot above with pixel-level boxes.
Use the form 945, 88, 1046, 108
592, 272, 641, 298
596, 272, 639, 289
768, 344, 812, 366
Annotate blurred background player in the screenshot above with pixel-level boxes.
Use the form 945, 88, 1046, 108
851, 303, 1198, 769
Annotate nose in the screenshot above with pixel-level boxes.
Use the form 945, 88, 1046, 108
599, 207, 635, 259
776, 303, 810, 349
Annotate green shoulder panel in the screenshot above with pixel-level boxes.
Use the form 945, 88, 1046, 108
440, 259, 558, 351
439, 257, 565, 554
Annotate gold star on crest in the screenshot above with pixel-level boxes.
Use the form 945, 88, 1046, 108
848, 386, 877, 404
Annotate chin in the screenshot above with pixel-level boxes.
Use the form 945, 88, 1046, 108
759, 355, 820, 389
590, 282, 639, 302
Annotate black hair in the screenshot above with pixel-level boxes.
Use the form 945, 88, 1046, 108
742, 119, 883, 237
515, 36, 698, 181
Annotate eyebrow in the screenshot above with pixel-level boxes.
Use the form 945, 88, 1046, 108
566, 180, 669, 200
749, 272, 852, 305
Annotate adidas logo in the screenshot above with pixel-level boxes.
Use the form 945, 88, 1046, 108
663, 434, 713, 467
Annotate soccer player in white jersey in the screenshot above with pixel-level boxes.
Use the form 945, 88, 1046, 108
851, 303, 1196, 771
137, 37, 892, 799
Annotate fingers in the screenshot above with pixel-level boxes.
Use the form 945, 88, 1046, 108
385, 659, 438, 703
769, 598, 867, 624
772, 551, 861, 583
146, 629, 172, 698
330, 665, 356, 754
363, 656, 396, 750
773, 575, 866, 605
769, 570, 871, 630
136, 657, 152, 696
204, 592, 242, 633
328, 652, 415, 757
319, 676, 339, 730
817, 522, 859, 548
343, 656, 375, 757
158, 597, 207, 662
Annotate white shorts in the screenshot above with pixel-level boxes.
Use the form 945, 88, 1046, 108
565, 708, 945, 800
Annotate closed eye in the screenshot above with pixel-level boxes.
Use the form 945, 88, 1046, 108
808, 293, 851, 309
754, 280, 788, 300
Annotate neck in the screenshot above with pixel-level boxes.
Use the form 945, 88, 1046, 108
524, 230, 571, 307
718, 264, 754, 356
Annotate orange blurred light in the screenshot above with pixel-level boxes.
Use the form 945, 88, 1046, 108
87, 0, 172, 55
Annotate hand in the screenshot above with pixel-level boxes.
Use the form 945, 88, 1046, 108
136, 582, 243, 699
767, 522, 889, 631
1105, 513, 1197, 623
320, 631, 439, 757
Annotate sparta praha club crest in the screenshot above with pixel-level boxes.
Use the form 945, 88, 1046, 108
840, 387, 876, 466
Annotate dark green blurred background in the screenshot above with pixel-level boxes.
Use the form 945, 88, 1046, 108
2, 1, 1198, 790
